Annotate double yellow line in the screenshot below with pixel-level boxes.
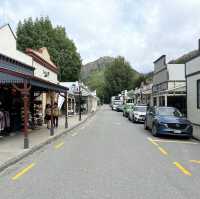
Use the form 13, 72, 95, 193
148, 137, 192, 176
173, 162, 192, 176
148, 138, 168, 156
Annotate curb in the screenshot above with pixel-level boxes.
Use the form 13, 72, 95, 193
0, 110, 98, 173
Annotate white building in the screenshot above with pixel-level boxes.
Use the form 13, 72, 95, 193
59, 81, 98, 114
185, 42, 200, 139
26, 47, 59, 116
0, 24, 33, 69
152, 55, 186, 113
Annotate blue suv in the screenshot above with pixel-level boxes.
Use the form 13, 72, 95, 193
144, 106, 193, 138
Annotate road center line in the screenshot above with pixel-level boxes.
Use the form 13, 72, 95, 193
54, 142, 64, 149
190, 160, 200, 164
173, 162, 192, 176
12, 163, 35, 181
158, 146, 168, 156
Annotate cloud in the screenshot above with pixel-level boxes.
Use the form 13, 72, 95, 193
0, 0, 200, 73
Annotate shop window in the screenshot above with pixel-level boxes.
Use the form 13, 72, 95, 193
153, 97, 157, 106
197, 80, 200, 109
159, 96, 165, 106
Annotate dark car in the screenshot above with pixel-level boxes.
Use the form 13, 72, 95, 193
144, 106, 193, 138
116, 104, 124, 112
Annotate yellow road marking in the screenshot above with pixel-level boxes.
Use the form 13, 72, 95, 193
190, 160, 200, 164
152, 139, 198, 145
158, 146, 168, 156
54, 142, 64, 149
148, 137, 159, 146
173, 162, 192, 176
12, 163, 35, 180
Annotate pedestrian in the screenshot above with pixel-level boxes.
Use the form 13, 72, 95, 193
45, 104, 51, 129
53, 102, 59, 128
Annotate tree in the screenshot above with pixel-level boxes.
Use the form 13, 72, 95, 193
104, 56, 137, 100
16, 16, 82, 81
86, 70, 106, 102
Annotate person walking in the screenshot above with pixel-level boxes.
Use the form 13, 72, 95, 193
45, 104, 51, 129
53, 102, 59, 128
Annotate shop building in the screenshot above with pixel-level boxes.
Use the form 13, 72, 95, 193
141, 82, 153, 105
26, 47, 59, 116
59, 81, 98, 115
185, 41, 200, 139
59, 82, 77, 115
0, 24, 68, 148
152, 55, 186, 114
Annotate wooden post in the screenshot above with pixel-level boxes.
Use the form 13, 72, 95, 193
13, 81, 31, 149
50, 92, 54, 136
65, 92, 68, 128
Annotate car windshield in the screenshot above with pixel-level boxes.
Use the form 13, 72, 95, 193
157, 107, 182, 117
114, 101, 122, 105
135, 106, 147, 112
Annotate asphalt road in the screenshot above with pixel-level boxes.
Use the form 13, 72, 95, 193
1, 105, 200, 199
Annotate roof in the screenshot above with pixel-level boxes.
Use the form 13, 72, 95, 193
168, 50, 200, 64
153, 55, 166, 64
26, 47, 58, 73
0, 24, 17, 40
0, 67, 68, 92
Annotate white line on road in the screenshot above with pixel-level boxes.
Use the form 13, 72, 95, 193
150, 138, 198, 145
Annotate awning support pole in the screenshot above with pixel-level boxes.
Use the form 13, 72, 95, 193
50, 92, 54, 136
13, 81, 31, 149
79, 88, 82, 121
65, 92, 68, 128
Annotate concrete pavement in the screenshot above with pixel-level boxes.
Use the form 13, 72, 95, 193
0, 114, 90, 171
0, 105, 200, 198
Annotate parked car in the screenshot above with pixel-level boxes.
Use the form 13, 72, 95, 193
129, 105, 147, 123
144, 106, 193, 138
112, 101, 123, 111
123, 104, 134, 117
116, 104, 124, 112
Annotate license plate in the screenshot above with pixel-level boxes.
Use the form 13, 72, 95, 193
174, 130, 181, 134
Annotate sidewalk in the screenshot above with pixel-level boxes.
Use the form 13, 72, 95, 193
0, 113, 91, 171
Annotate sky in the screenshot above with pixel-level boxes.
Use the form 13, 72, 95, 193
0, 0, 200, 73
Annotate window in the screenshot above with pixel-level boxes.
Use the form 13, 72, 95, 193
159, 96, 165, 106
153, 97, 157, 106
197, 80, 200, 109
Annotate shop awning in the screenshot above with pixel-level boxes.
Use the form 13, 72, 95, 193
0, 67, 68, 93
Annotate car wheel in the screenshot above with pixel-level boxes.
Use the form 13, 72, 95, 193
133, 116, 136, 123
144, 120, 148, 130
152, 124, 158, 136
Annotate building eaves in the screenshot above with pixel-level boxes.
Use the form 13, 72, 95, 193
168, 50, 200, 64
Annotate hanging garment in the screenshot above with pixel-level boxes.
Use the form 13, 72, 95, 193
4, 111, 10, 128
0, 111, 5, 131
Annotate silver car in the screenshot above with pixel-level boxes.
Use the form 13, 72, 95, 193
129, 105, 147, 123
